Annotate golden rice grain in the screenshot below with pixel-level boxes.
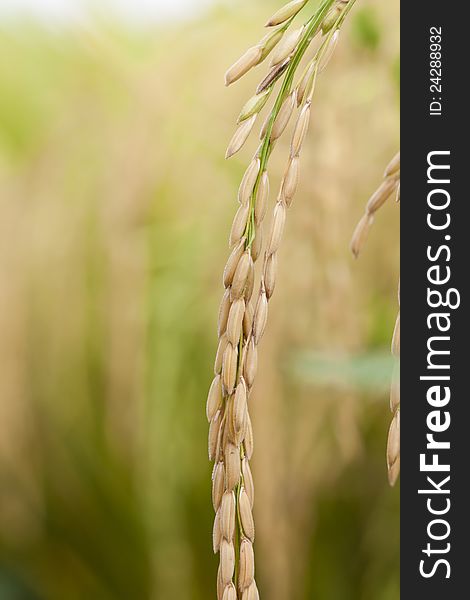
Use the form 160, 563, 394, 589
217, 567, 224, 600
239, 487, 255, 541
244, 339, 258, 389
218, 287, 232, 338
318, 29, 339, 72
222, 342, 238, 395
214, 333, 228, 375
265, 0, 308, 27
350, 213, 374, 258
256, 57, 290, 95
244, 413, 254, 459
384, 151, 400, 177
209, 410, 222, 461
270, 26, 304, 66
365, 177, 397, 214
232, 378, 248, 440
230, 203, 251, 248
212, 461, 225, 511
253, 290, 268, 344
241, 581, 260, 600
390, 363, 400, 414
270, 91, 296, 141
242, 457, 255, 508
243, 302, 254, 339
263, 252, 277, 299
226, 115, 258, 159
238, 91, 270, 124
213, 509, 222, 553
238, 538, 255, 590
391, 312, 400, 357
258, 28, 286, 62
225, 46, 263, 86
321, 5, 341, 35
387, 409, 400, 486
238, 158, 261, 205
254, 171, 269, 227
296, 60, 316, 106
207, 374, 223, 422
231, 251, 253, 300
219, 539, 236, 584
266, 201, 286, 255
216, 413, 229, 465
282, 156, 300, 205
222, 582, 237, 600
227, 298, 246, 345
220, 491, 236, 540
291, 102, 311, 157
223, 238, 245, 287
244, 260, 255, 302
225, 442, 241, 491
251, 225, 263, 262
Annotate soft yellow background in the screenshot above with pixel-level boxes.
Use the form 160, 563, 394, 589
0, 1, 399, 598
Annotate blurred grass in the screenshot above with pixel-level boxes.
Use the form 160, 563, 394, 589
0, 1, 399, 599
288, 351, 395, 392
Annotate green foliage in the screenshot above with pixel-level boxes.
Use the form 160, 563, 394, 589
288, 350, 394, 392
352, 8, 381, 51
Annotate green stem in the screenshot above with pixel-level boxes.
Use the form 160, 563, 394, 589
259, 0, 336, 164
244, 0, 336, 247
230, 1, 359, 593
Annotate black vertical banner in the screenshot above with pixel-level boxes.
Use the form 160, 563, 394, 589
401, 2, 468, 597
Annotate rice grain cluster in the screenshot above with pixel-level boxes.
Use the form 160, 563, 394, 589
351, 151, 400, 486
208, 1, 358, 597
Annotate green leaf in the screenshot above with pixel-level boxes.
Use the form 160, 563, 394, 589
287, 349, 395, 393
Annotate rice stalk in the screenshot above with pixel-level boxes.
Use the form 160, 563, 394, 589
350, 151, 400, 486
208, 1, 358, 597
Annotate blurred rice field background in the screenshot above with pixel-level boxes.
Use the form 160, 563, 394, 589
0, 1, 399, 598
